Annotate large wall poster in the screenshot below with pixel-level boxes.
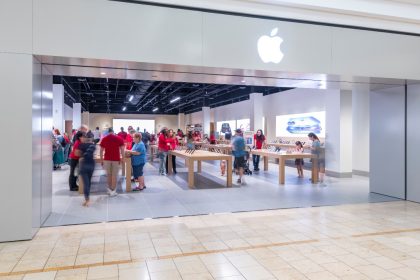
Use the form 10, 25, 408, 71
276, 111, 326, 138
216, 120, 236, 135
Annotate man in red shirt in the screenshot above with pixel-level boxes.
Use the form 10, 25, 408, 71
117, 127, 128, 141
100, 128, 125, 196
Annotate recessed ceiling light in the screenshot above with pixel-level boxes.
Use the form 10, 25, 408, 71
241, 80, 246, 83
100, 72, 106, 75
152, 108, 158, 112
122, 106, 126, 111
128, 95, 134, 102
170, 97, 180, 103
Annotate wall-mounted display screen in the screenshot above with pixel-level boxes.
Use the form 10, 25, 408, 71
112, 119, 155, 134
237, 119, 250, 132
216, 120, 236, 135
276, 111, 326, 138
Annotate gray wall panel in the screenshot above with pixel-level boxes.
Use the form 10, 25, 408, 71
370, 86, 405, 199
41, 70, 53, 224
407, 84, 420, 203
32, 58, 42, 234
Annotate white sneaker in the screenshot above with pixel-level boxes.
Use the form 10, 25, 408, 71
110, 189, 118, 197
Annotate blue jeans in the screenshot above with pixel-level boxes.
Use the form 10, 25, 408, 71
80, 164, 94, 200
158, 151, 168, 174
252, 155, 260, 170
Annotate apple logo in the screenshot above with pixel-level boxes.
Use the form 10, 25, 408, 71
258, 28, 284, 63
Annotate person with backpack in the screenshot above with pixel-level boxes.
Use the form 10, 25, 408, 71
231, 129, 246, 185
76, 133, 96, 206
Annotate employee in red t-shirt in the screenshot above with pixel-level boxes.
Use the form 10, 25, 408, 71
117, 127, 128, 141
253, 129, 266, 172
68, 131, 83, 191
157, 128, 168, 175
100, 128, 125, 196
165, 129, 178, 174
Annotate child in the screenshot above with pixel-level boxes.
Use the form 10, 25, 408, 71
295, 141, 304, 178
220, 160, 226, 176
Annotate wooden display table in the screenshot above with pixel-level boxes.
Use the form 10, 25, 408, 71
200, 144, 232, 154
78, 157, 132, 194
149, 144, 158, 162
250, 149, 318, 184
168, 150, 232, 188
266, 142, 310, 149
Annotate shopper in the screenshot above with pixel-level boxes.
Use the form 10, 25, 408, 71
225, 130, 232, 141
232, 129, 246, 185
295, 141, 304, 178
100, 128, 125, 196
186, 130, 194, 149
72, 125, 88, 143
165, 129, 178, 174
158, 128, 168, 175
68, 131, 83, 191
126, 129, 135, 150
308, 132, 326, 185
76, 133, 96, 206
210, 131, 216, 144
141, 130, 150, 152
63, 132, 71, 163
92, 127, 101, 144
117, 127, 127, 140
126, 133, 147, 191
252, 129, 266, 171
53, 129, 65, 170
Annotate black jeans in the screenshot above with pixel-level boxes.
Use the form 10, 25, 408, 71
80, 164, 95, 200
252, 155, 260, 170
165, 155, 177, 173
68, 158, 79, 190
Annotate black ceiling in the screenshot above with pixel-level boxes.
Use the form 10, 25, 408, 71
54, 76, 293, 115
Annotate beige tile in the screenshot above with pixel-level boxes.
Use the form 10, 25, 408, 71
236, 265, 275, 280
0, 261, 17, 274
154, 246, 182, 257
130, 247, 157, 260
246, 248, 277, 260
390, 267, 420, 280
118, 267, 150, 280
354, 264, 397, 280
200, 254, 229, 266
75, 253, 103, 266
44, 255, 76, 269
339, 274, 370, 280
305, 270, 339, 280
103, 250, 131, 263
335, 254, 371, 267
50, 246, 79, 258
214, 276, 245, 280
77, 245, 104, 255
87, 264, 118, 280
179, 243, 206, 254
320, 262, 359, 277
227, 255, 260, 268
13, 259, 47, 273
256, 257, 291, 271
0, 275, 24, 280
206, 263, 241, 278
181, 272, 214, 280
270, 267, 307, 280
22, 271, 56, 280
202, 241, 229, 251
175, 260, 208, 275
367, 256, 405, 270
146, 259, 176, 273
289, 259, 324, 274
55, 268, 88, 280
149, 270, 181, 280
400, 258, 420, 269
223, 239, 250, 249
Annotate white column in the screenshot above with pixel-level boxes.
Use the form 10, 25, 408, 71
178, 113, 185, 130
325, 89, 353, 177
72, 103, 81, 129
202, 107, 211, 136
352, 84, 370, 175
52, 84, 64, 132
250, 93, 263, 132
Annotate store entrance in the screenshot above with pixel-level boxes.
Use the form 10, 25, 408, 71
42, 57, 400, 227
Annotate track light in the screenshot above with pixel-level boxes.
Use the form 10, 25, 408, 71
152, 108, 158, 112
128, 95, 134, 102
122, 106, 126, 111
170, 97, 180, 103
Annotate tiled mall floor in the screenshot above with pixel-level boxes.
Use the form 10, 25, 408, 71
2, 201, 420, 279
44, 159, 398, 227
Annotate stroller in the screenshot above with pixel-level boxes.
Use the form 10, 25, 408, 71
243, 146, 253, 176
